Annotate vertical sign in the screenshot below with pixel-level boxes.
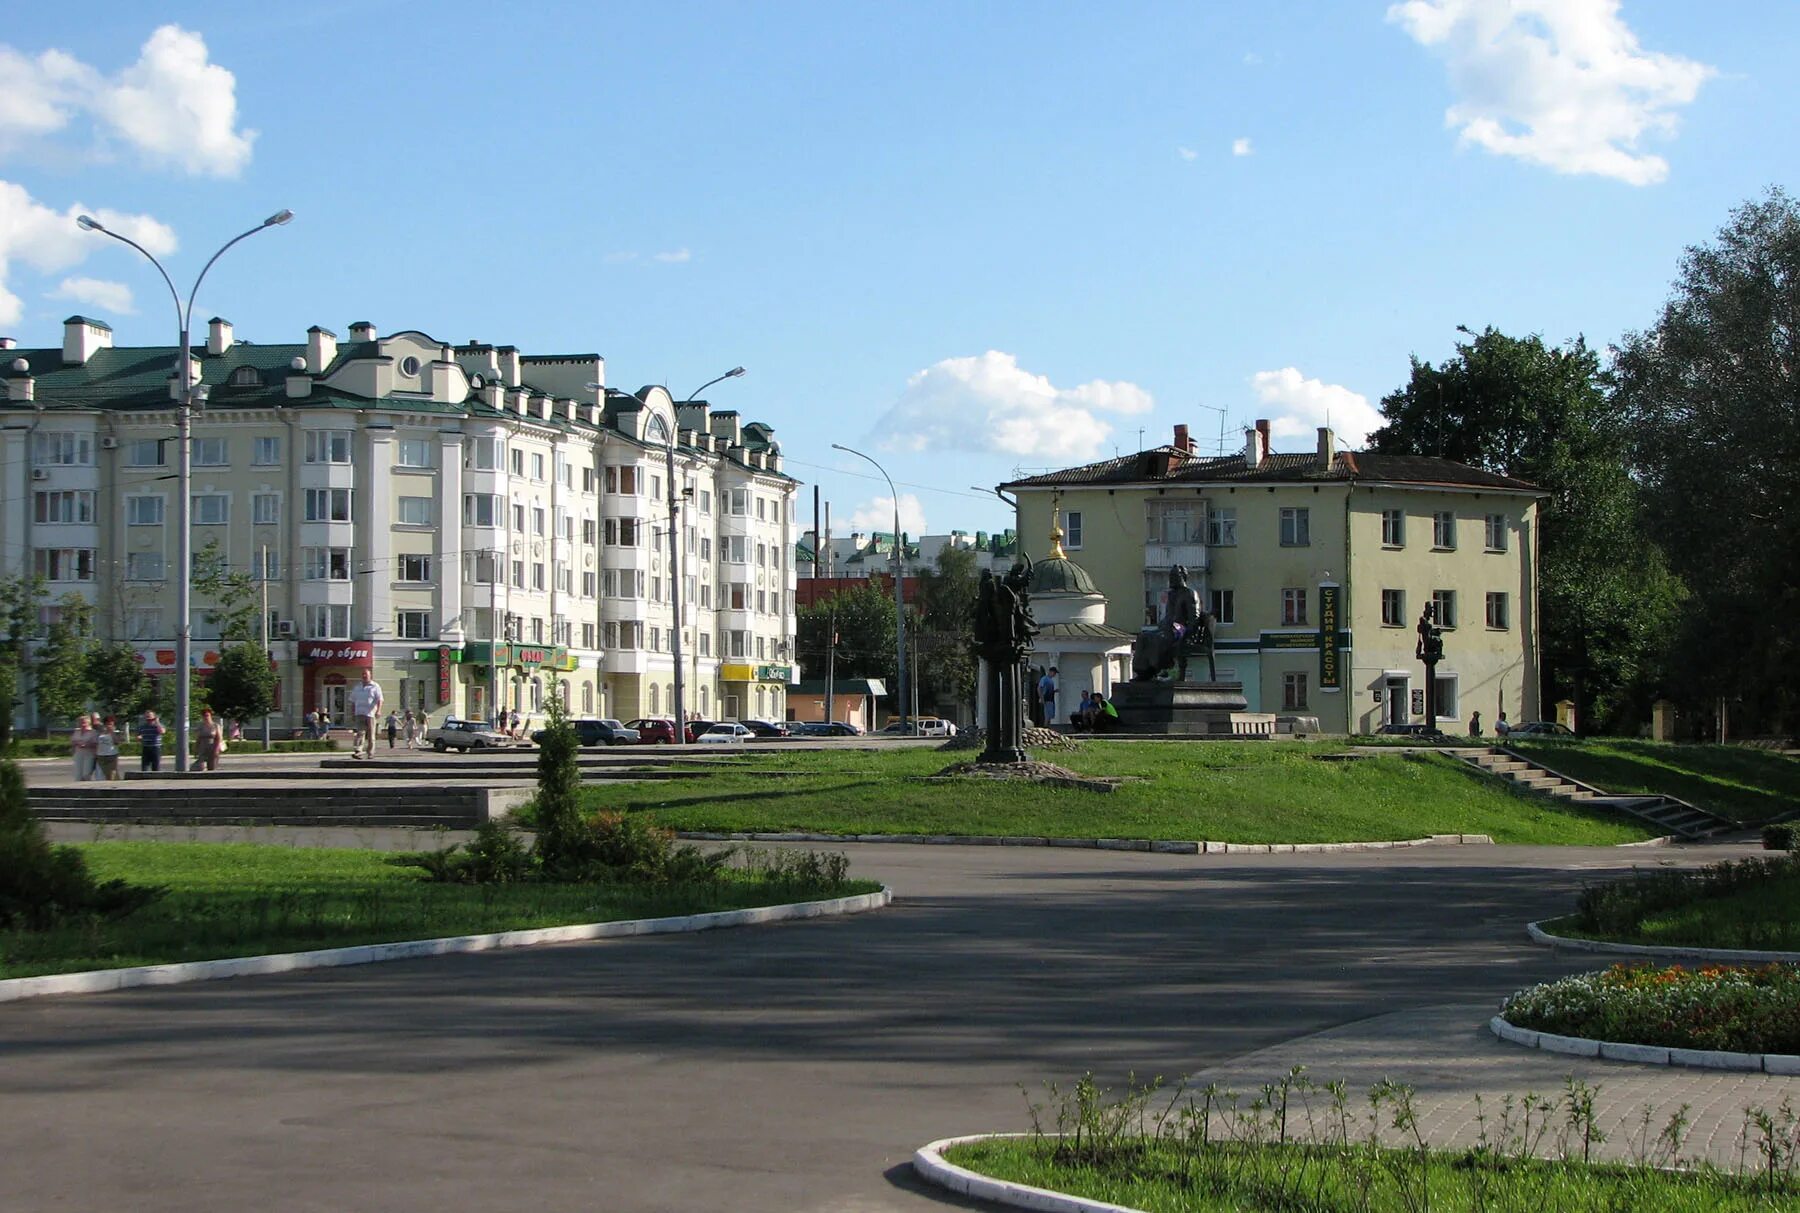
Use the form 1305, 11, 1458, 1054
1318, 582, 1342, 691
437, 645, 453, 704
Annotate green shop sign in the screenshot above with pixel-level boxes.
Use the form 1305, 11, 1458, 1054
462, 642, 575, 671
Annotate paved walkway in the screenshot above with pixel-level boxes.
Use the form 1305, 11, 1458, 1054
0, 835, 1781, 1211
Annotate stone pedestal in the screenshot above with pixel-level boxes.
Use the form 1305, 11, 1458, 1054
1109, 680, 1275, 738
978, 656, 1029, 764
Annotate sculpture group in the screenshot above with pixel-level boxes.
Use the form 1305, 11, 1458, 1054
972, 557, 1038, 764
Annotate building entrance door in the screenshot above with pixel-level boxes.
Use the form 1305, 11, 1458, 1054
1385, 677, 1408, 726
322, 683, 350, 728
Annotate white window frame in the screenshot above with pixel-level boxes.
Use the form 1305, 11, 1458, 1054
191, 493, 230, 526
1381, 509, 1405, 547
251, 493, 281, 526
1486, 591, 1510, 630
396, 439, 434, 469
396, 610, 433, 640
397, 497, 433, 526
1485, 513, 1508, 552
1432, 589, 1457, 629
397, 554, 433, 583
1381, 588, 1405, 627
1433, 511, 1456, 550
252, 436, 282, 466
1281, 587, 1307, 626
191, 437, 228, 467
1279, 507, 1310, 547
304, 429, 353, 465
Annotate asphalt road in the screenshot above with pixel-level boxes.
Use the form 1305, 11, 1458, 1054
0, 841, 1733, 1212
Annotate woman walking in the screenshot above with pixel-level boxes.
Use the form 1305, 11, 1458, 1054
403, 710, 419, 749
194, 709, 224, 772
70, 714, 99, 781
95, 716, 122, 781
138, 710, 165, 772
385, 710, 399, 750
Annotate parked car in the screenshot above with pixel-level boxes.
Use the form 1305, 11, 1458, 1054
741, 719, 790, 738
914, 717, 957, 738
695, 721, 755, 745
683, 718, 718, 744
795, 720, 861, 737
1507, 720, 1576, 736
530, 717, 639, 747
627, 717, 679, 744
425, 718, 512, 752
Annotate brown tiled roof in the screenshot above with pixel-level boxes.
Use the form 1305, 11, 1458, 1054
1002, 448, 1539, 493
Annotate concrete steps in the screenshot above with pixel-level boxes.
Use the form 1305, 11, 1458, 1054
1461, 748, 1741, 840
28, 783, 490, 829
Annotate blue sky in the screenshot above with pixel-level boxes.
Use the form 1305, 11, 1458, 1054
2, 2, 1794, 541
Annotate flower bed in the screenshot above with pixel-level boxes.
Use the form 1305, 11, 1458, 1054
1502, 963, 1800, 1054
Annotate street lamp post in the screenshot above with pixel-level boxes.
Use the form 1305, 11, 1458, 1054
78, 209, 293, 772
832, 443, 907, 733
681, 368, 745, 729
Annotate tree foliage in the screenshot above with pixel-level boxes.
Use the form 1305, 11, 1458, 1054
532, 695, 586, 871
910, 545, 980, 714
33, 594, 96, 727
192, 539, 264, 643
797, 579, 898, 684
206, 643, 276, 726
1370, 326, 1683, 729
1614, 188, 1800, 730
86, 644, 152, 721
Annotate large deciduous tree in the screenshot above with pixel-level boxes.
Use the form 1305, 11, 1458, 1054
797, 579, 898, 685
1614, 188, 1800, 731
33, 595, 96, 728
910, 545, 980, 717
1370, 327, 1683, 731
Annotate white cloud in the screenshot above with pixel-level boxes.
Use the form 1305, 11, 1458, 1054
871, 351, 1155, 462
0, 25, 254, 176
1249, 368, 1385, 449
846, 493, 927, 537
1243, 51, 1263, 67
652, 248, 692, 263
50, 276, 134, 314
1388, 0, 1712, 186
1231, 137, 1253, 157
1177, 146, 1198, 161
0, 181, 176, 325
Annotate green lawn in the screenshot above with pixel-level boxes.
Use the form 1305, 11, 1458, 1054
1550, 871, 1800, 952
0, 842, 879, 980
1505, 738, 1800, 825
568, 741, 1658, 846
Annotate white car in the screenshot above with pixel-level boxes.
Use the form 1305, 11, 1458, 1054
424, 718, 512, 752
695, 722, 755, 745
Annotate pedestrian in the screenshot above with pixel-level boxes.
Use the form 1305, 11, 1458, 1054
1071, 689, 1094, 730
70, 714, 98, 781
350, 669, 384, 759
509, 708, 521, 739
385, 710, 398, 749
229, 718, 244, 742
194, 708, 223, 772
95, 716, 122, 781
138, 710, 165, 772
1039, 666, 1059, 725
402, 709, 418, 749
1495, 711, 1511, 738
1468, 710, 1482, 737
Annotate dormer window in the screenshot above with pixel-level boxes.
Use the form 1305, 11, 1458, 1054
400, 356, 421, 376
229, 366, 260, 387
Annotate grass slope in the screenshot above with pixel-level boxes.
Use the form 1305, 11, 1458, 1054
0, 842, 878, 980
573, 741, 1656, 846
1505, 739, 1800, 825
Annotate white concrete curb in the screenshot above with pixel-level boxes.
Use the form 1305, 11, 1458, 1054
913, 1135, 1141, 1213
1489, 1014, 1800, 1074
683, 831, 1494, 854
1527, 919, 1800, 965
0, 886, 891, 1005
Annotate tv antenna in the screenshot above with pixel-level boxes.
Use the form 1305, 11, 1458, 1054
1195, 400, 1230, 456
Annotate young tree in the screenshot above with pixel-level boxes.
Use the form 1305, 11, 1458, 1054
797, 579, 898, 683
87, 644, 153, 720
191, 539, 264, 643
532, 695, 585, 871
206, 643, 276, 727
1370, 327, 1684, 730
0, 576, 46, 748
911, 545, 980, 715
1614, 188, 1800, 731
33, 594, 96, 728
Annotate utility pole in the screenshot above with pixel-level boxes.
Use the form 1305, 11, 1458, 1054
260, 542, 271, 751
824, 608, 836, 724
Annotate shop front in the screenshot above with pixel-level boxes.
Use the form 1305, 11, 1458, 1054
299, 640, 374, 725
719, 662, 793, 723
463, 642, 586, 725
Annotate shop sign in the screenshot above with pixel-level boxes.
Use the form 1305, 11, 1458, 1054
414, 647, 464, 663
720, 663, 756, 682
1411, 688, 1426, 716
1259, 632, 1319, 651
753, 663, 794, 682
299, 640, 374, 666
133, 645, 222, 672
462, 642, 568, 671
437, 645, 453, 704
1318, 583, 1343, 692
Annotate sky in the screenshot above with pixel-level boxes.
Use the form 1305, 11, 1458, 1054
1, 2, 1794, 542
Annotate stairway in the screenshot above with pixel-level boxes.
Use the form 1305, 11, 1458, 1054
1462, 747, 1741, 841
27, 783, 489, 829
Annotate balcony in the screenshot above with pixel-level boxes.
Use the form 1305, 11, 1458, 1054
1144, 540, 1208, 572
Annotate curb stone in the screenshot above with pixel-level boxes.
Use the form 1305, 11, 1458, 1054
0, 887, 892, 1005
680, 831, 1494, 854
1527, 920, 1800, 965
914, 1135, 1139, 1213
1489, 1014, 1800, 1074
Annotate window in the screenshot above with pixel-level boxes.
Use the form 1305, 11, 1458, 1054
510, 448, 524, 476
512, 502, 525, 531
33, 432, 91, 466
730, 630, 748, 658
1207, 507, 1237, 547
398, 554, 432, 582
125, 608, 163, 639
304, 604, 351, 639
700, 537, 712, 561
304, 488, 351, 522
468, 437, 501, 470
699, 489, 712, 515
34, 548, 96, 581
396, 610, 432, 639
620, 518, 640, 546
302, 547, 352, 581
1147, 501, 1198, 544
756, 496, 766, 521
530, 618, 545, 644
34, 490, 94, 523
1281, 587, 1307, 626
699, 632, 711, 656
126, 552, 165, 581
1485, 513, 1508, 552
396, 439, 433, 469
1433, 511, 1456, 549
463, 494, 501, 527
258, 548, 280, 580
581, 467, 595, 493
252, 436, 281, 465
725, 535, 748, 563
729, 487, 748, 515
603, 621, 619, 649
127, 495, 165, 526
1381, 589, 1406, 627
582, 518, 597, 545
511, 559, 524, 589
531, 562, 546, 591
1433, 675, 1459, 719
532, 506, 546, 536
1208, 589, 1235, 625
397, 497, 432, 526
469, 551, 502, 584
1381, 509, 1405, 547
650, 474, 662, 501
1486, 592, 1510, 630
124, 439, 165, 467
1279, 507, 1311, 547
191, 437, 227, 466
582, 571, 596, 597
730, 583, 748, 610
304, 430, 353, 464
582, 622, 596, 649
1432, 589, 1457, 629
557, 564, 573, 594
1282, 672, 1309, 710
528, 452, 543, 481
192, 494, 229, 525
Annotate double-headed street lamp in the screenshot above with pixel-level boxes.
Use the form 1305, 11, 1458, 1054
77, 209, 293, 771
831, 443, 907, 733
681, 368, 746, 731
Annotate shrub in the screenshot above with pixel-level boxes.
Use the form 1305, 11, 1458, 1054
0, 758, 163, 929
1572, 853, 1800, 937
391, 819, 535, 885
1503, 963, 1800, 1053
532, 698, 586, 869
549, 811, 728, 885
1765, 824, 1797, 851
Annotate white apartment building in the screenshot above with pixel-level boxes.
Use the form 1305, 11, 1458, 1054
1, 316, 799, 730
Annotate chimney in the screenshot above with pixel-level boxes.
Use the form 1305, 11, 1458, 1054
307, 326, 338, 373
1173, 423, 1192, 453
5, 356, 33, 402
285, 355, 312, 398
62, 315, 113, 365
1316, 425, 1336, 470
1256, 418, 1271, 453
496, 346, 521, 387
206, 317, 234, 356
348, 320, 376, 343
1244, 421, 1267, 469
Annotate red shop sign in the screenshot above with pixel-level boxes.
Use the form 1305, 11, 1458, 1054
299, 641, 374, 666
437, 645, 453, 704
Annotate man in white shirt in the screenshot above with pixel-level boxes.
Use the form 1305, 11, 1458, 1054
350, 669, 384, 759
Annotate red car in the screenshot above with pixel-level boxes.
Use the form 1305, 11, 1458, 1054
627, 717, 678, 744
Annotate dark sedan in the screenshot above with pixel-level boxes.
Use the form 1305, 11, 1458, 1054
795, 720, 861, 737
531, 718, 639, 747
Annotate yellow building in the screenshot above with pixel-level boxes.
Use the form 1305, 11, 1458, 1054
1003, 422, 1544, 733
